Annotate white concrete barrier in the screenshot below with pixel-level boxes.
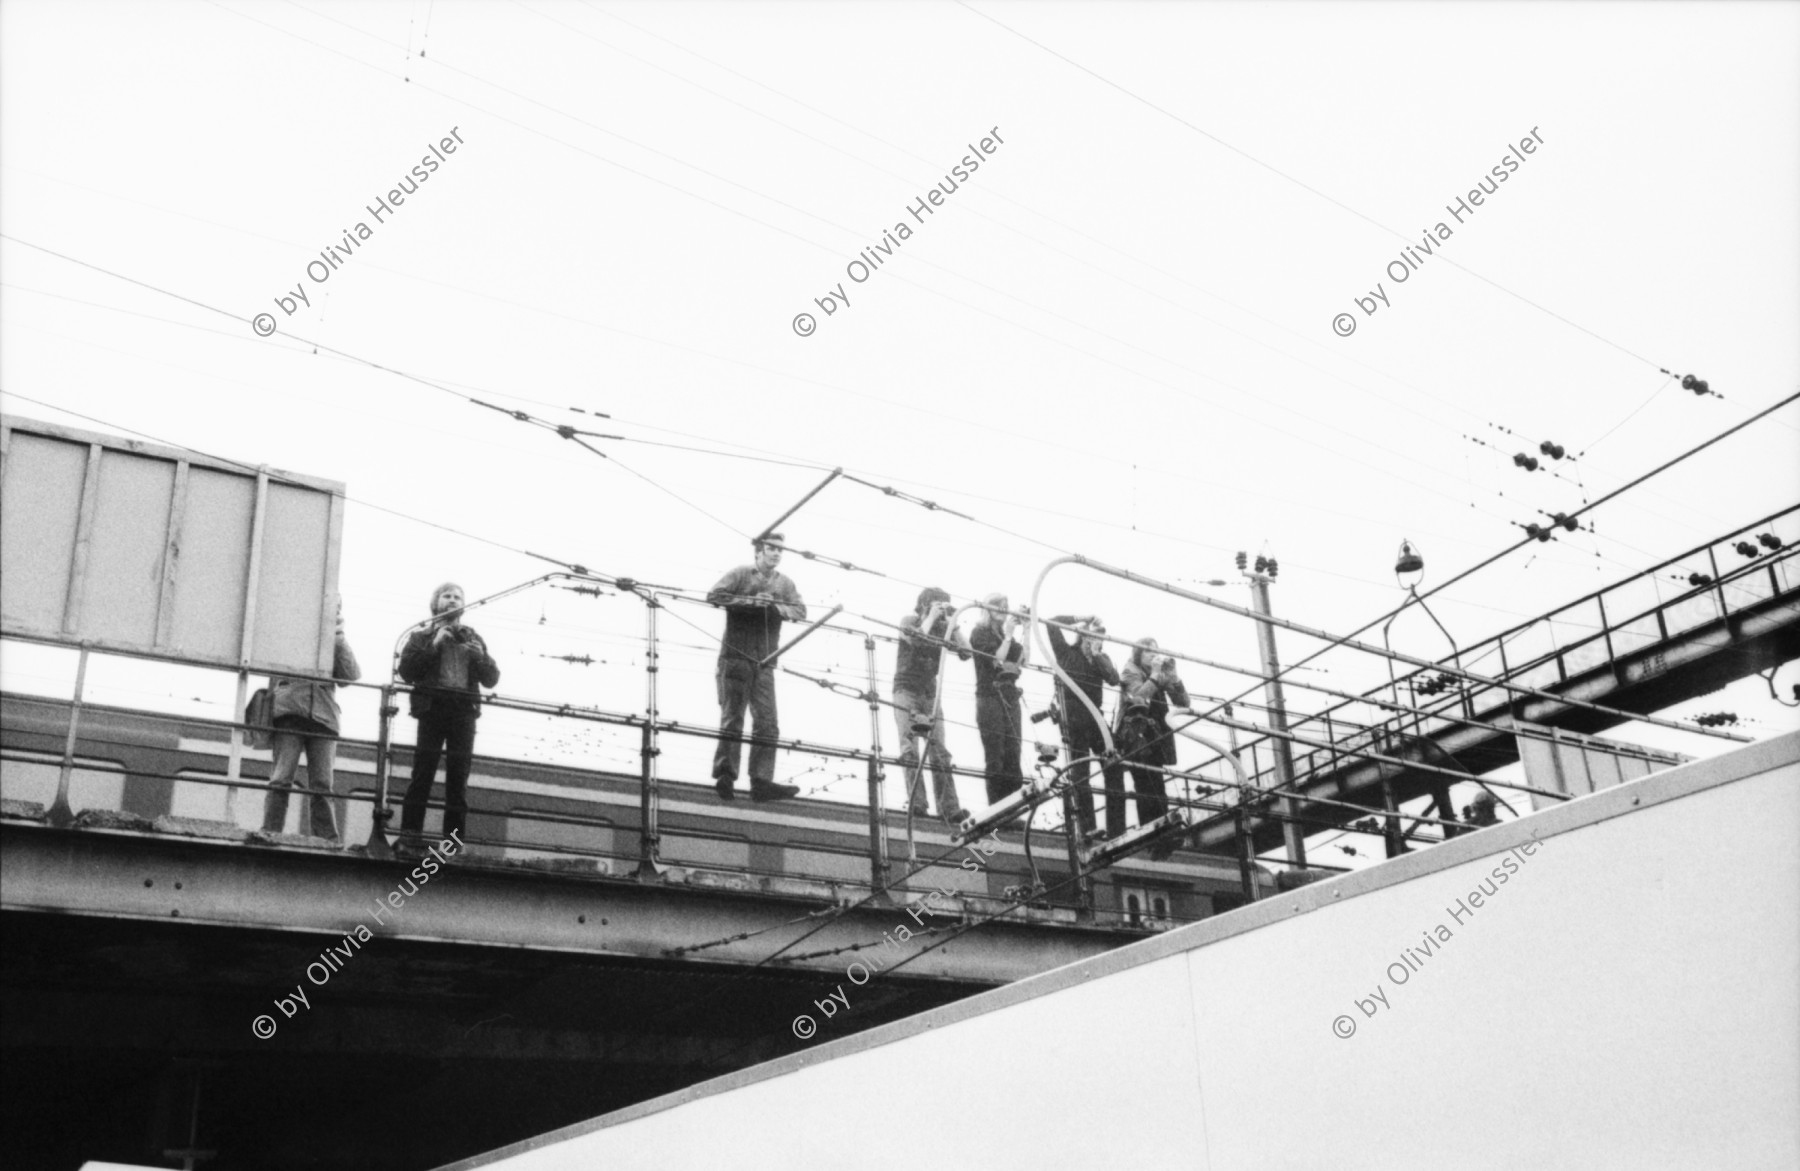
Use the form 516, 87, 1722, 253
445, 732, 1800, 1171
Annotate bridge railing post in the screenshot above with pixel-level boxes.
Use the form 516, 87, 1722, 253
1225, 705, 1257, 905
862, 636, 890, 900
636, 591, 665, 880
366, 683, 397, 858
47, 644, 90, 828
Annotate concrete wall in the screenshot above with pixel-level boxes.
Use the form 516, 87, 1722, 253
444, 732, 1800, 1171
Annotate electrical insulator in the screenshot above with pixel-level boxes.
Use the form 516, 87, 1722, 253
1235, 551, 1248, 572
1554, 513, 1579, 532
1538, 440, 1566, 460
1267, 558, 1279, 579
1735, 541, 1759, 558
1694, 712, 1738, 727
1524, 523, 1552, 542
1680, 374, 1712, 396
1758, 532, 1784, 551
1687, 572, 1714, 587
1512, 452, 1540, 471
1254, 555, 1269, 575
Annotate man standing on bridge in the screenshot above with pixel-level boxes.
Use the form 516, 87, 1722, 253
969, 593, 1030, 806
708, 534, 806, 803
892, 587, 971, 826
1044, 614, 1122, 840
399, 582, 501, 849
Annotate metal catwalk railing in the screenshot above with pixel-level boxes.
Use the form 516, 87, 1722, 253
0, 630, 1290, 924
1222, 504, 1799, 808
7, 507, 1787, 924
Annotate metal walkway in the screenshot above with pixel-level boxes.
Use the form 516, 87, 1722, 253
1194, 505, 1800, 856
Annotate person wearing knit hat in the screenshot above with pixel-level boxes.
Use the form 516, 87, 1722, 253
397, 582, 501, 848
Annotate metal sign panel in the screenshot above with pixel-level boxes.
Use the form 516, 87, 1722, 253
0, 415, 345, 675
1516, 720, 1687, 810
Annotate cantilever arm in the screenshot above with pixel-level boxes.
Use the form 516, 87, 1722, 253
757, 604, 843, 668
755, 467, 842, 544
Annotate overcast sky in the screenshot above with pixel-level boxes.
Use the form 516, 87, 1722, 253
3, 0, 1797, 866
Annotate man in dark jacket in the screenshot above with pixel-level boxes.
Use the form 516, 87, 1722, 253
969, 593, 1029, 805
1116, 638, 1189, 858
707, 535, 805, 802
1045, 615, 1122, 839
399, 582, 500, 846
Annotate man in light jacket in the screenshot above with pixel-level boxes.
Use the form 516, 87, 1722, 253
261, 603, 360, 842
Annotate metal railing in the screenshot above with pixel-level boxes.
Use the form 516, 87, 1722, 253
1228, 505, 1799, 795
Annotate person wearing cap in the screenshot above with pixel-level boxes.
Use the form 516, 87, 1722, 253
969, 593, 1030, 805
707, 534, 806, 802
892, 586, 971, 825
1115, 637, 1188, 857
260, 601, 361, 842
1045, 614, 1122, 839
398, 582, 501, 847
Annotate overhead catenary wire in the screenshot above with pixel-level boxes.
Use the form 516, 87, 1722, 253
19, 2, 1759, 552
140, 9, 1702, 546
1141, 393, 1800, 768
561, 0, 1737, 543
954, 2, 1664, 373
4, 227, 1698, 589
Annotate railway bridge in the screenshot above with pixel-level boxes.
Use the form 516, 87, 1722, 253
1192, 506, 1800, 858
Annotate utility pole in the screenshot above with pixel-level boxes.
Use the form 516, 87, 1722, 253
1239, 553, 1307, 868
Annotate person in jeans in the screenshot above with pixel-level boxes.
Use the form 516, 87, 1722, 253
707, 534, 805, 802
399, 582, 500, 848
892, 586, 971, 825
969, 593, 1029, 806
261, 603, 360, 841
1044, 614, 1122, 839
1115, 637, 1189, 858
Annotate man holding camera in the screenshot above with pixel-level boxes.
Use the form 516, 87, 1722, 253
398, 582, 501, 847
1116, 637, 1189, 857
892, 587, 971, 825
1044, 614, 1123, 839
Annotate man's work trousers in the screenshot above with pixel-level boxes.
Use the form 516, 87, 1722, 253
262, 715, 340, 840
976, 688, 1024, 805
892, 689, 963, 819
714, 658, 779, 787
1062, 715, 1126, 837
